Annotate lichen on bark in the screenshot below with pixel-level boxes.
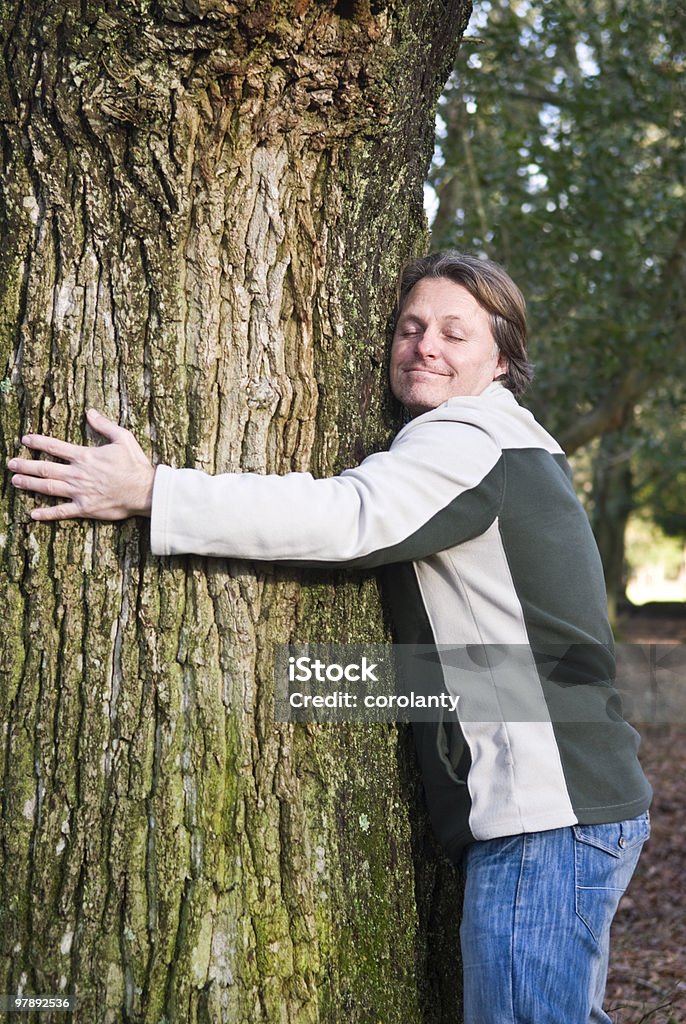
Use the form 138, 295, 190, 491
0, 2, 471, 1021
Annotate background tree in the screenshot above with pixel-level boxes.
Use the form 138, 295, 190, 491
0, 2, 471, 1021
429, 0, 686, 614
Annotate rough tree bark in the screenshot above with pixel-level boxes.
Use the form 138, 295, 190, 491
590, 423, 635, 623
0, 2, 471, 1022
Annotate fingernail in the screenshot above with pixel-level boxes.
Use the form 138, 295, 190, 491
7, 459, 17, 469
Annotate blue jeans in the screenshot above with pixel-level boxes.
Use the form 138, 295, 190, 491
460, 813, 650, 1024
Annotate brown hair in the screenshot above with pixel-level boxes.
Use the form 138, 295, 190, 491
395, 250, 534, 397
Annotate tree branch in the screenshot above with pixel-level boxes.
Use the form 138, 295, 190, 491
558, 368, 656, 453
559, 211, 686, 454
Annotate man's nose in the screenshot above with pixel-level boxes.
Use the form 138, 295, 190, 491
415, 328, 440, 356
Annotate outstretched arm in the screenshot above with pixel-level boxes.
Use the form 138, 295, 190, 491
7, 408, 155, 522
8, 403, 503, 564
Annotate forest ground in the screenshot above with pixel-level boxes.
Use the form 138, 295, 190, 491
606, 606, 686, 1024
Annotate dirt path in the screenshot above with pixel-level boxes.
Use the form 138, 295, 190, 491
605, 610, 686, 1024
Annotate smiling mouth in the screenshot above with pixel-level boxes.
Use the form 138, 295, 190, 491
405, 367, 450, 376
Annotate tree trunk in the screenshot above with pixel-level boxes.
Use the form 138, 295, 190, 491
0, 2, 471, 1022
591, 426, 635, 626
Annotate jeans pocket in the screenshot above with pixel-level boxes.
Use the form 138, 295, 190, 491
573, 813, 650, 944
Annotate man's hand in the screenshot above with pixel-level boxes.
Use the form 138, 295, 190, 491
7, 408, 155, 522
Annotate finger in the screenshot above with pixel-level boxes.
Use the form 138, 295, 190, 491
20, 433, 83, 462
7, 457, 72, 479
85, 408, 128, 443
29, 502, 82, 522
11, 473, 73, 499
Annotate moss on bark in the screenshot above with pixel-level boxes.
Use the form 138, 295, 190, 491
0, 2, 471, 1021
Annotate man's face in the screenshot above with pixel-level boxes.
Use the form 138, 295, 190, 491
390, 277, 508, 417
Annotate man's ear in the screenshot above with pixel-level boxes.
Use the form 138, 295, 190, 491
495, 349, 509, 380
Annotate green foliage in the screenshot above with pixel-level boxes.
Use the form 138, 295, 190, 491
430, 0, 686, 542
625, 515, 686, 580
632, 384, 686, 536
